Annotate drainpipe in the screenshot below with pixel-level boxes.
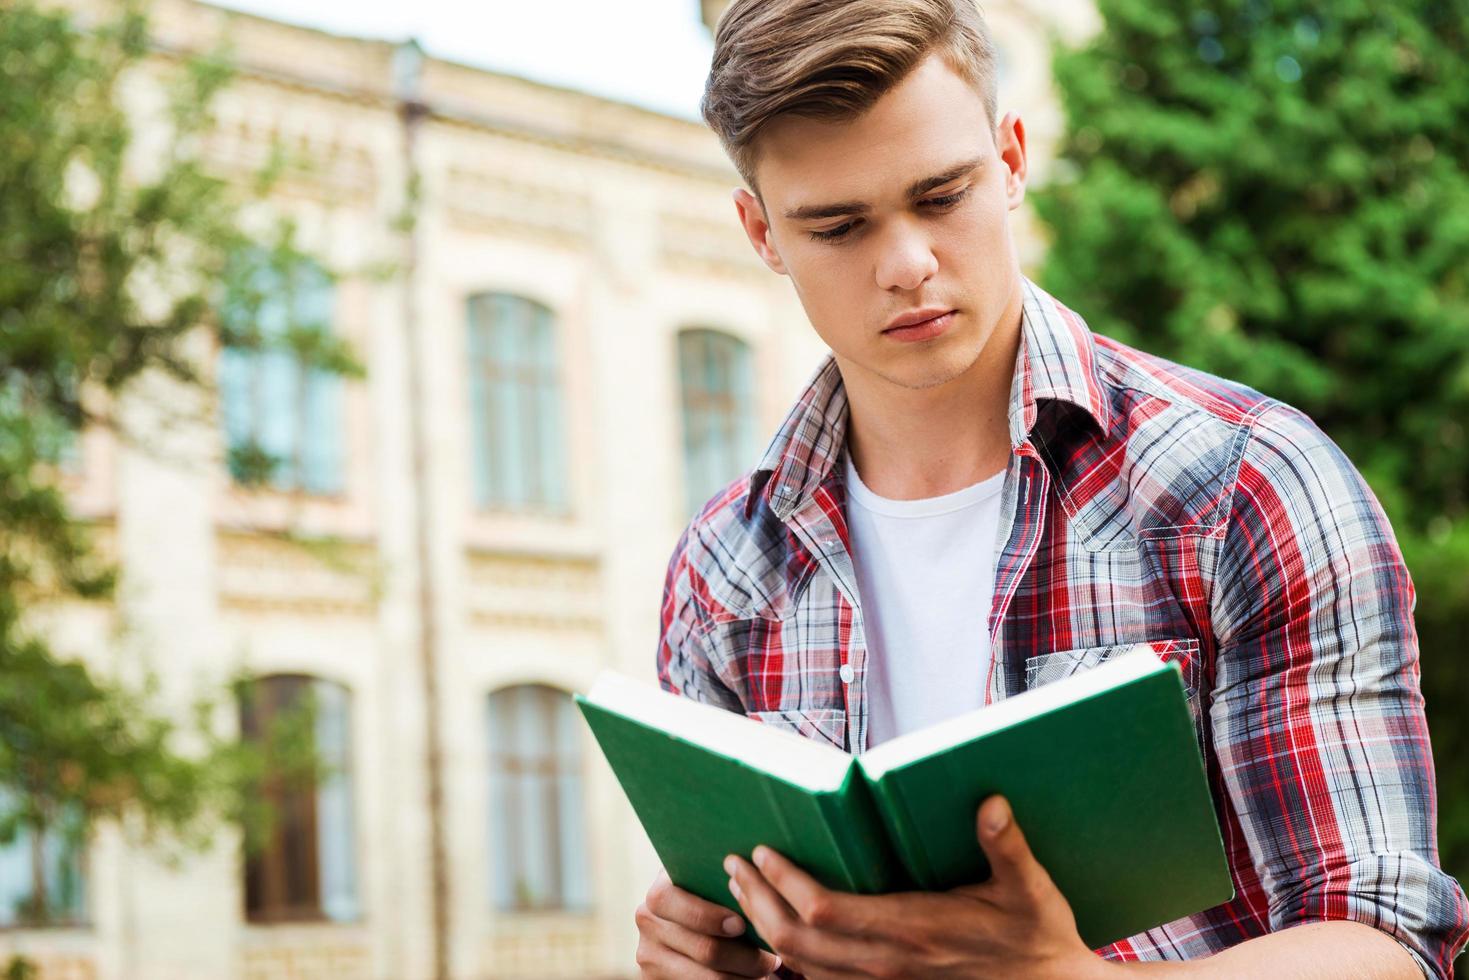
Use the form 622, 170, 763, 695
393, 38, 450, 980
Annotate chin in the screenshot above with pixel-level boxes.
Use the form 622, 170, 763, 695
880, 349, 980, 391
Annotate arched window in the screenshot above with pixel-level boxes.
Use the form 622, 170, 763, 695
239, 674, 358, 923
677, 329, 756, 515
219, 251, 345, 494
467, 293, 567, 513
0, 789, 86, 927
487, 685, 590, 912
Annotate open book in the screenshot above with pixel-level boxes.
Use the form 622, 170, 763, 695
575, 647, 1232, 951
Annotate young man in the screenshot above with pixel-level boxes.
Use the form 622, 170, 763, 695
637, 1, 1469, 977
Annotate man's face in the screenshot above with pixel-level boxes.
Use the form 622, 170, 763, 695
733, 51, 1028, 392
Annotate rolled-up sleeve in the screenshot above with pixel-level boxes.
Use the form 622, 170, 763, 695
1209, 402, 1469, 977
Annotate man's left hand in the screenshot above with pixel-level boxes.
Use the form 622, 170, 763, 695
723, 795, 1112, 980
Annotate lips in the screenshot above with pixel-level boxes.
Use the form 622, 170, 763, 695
882, 309, 956, 343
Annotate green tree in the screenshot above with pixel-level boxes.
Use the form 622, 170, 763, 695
1034, 0, 1469, 884
0, 0, 357, 928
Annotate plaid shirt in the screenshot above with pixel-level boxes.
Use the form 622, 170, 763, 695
656, 278, 1469, 976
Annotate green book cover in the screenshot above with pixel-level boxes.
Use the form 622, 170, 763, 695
575, 647, 1233, 952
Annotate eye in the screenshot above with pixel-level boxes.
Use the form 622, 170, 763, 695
809, 220, 859, 243
922, 187, 971, 209
806, 187, 969, 244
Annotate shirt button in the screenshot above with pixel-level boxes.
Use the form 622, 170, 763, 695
839, 664, 855, 684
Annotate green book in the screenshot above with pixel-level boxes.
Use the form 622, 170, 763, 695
575, 647, 1233, 951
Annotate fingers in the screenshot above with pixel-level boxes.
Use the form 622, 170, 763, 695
975, 795, 1051, 899
636, 905, 781, 978
638, 872, 781, 979
647, 869, 747, 937
725, 853, 800, 934
725, 853, 887, 972
634, 938, 779, 980
748, 846, 885, 937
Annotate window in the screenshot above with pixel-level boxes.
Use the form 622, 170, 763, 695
677, 329, 757, 515
487, 685, 590, 912
219, 253, 344, 494
0, 791, 86, 929
239, 675, 359, 923
467, 293, 568, 513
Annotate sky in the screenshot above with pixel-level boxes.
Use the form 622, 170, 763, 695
211, 0, 716, 120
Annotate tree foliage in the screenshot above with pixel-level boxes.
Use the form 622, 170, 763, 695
0, 0, 355, 926
1034, 0, 1469, 881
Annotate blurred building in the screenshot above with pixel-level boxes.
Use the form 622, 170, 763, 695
1, 0, 1094, 977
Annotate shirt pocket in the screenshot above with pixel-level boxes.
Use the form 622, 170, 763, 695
746, 707, 848, 753
1023, 638, 1206, 752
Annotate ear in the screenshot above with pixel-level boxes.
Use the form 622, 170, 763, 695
732, 188, 789, 276
995, 111, 1029, 210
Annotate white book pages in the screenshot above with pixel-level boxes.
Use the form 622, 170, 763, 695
583, 671, 852, 790
857, 646, 1166, 780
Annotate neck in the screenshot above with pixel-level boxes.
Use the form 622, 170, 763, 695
842, 286, 1023, 501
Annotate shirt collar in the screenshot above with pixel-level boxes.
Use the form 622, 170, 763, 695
1007, 276, 1115, 451
747, 277, 1114, 522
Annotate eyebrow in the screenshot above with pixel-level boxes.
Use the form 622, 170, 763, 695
781, 156, 986, 222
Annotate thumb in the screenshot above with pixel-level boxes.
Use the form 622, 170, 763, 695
975, 795, 1045, 893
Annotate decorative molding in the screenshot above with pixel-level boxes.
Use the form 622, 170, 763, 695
0, 950, 94, 980
426, 101, 736, 184
442, 168, 593, 244
147, 9, 738, 185
150, 41, 735, 185
464, 550, 602, 630
485, 914, 603, 978
240, 939, 371, 980
658, 212, 766, 278
147, 33, 393, 110
200, 110, 379, 208
216, 531, 379, 616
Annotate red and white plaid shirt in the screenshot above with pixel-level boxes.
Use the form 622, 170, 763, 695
656, 278, 1469, 976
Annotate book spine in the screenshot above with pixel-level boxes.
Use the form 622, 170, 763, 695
813, 769, 910, 894
863, 774, 938, 890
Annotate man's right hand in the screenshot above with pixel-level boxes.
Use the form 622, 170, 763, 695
635, 868, 783, 978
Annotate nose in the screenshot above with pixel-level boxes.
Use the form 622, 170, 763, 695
874, 220, 939, 292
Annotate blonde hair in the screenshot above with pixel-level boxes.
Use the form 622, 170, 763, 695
701, 0, 1000, 193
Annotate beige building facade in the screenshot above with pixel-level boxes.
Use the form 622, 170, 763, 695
2, 1, 1095, 977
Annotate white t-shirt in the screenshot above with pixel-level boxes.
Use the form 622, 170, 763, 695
844, 453, 1006, 749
